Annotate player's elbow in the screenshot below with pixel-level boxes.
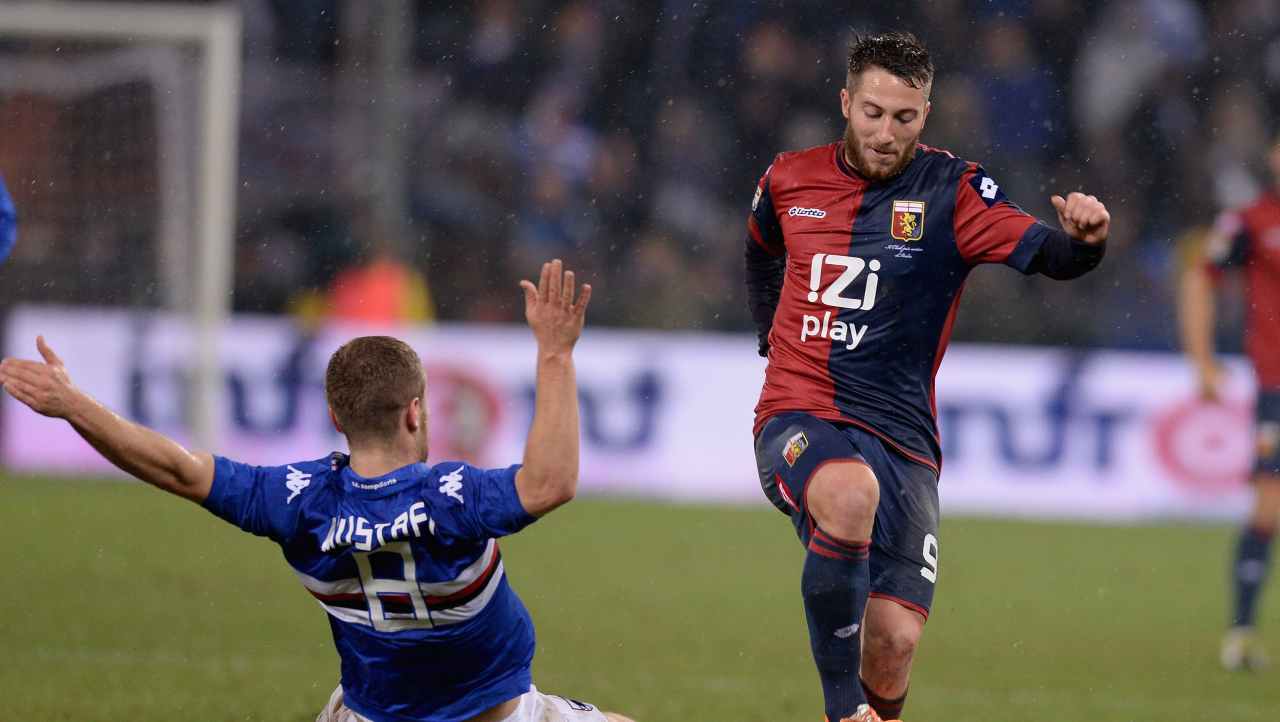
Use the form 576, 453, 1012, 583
543, 473, 578, 509
167, 451, 216, 503
1181, 262, 1212, 291
518, 468, 578, 516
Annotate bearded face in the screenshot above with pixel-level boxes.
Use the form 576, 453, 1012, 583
840, 66, 931, 182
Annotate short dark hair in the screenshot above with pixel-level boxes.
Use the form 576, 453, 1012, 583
847, 31, 934, 92
325, 336, 425, 442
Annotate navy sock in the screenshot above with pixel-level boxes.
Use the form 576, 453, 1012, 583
802, 527, 871, 721
860, 679, 907, 720
1232, 525, 1275, 628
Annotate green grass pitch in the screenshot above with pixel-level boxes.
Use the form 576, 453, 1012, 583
4, 474, 1278, 721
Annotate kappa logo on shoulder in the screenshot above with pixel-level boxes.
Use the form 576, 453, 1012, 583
438, 466, 465, 504
285, 465, 312, 504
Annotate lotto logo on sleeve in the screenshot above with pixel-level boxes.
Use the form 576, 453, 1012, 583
968, 169, 1009, 208
891, 200, 925, 242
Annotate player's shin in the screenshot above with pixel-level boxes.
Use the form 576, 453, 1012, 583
1231, 523, 1275, 628
802, 528, 872, 720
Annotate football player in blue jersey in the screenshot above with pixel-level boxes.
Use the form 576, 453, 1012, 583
0, 259, 634, 722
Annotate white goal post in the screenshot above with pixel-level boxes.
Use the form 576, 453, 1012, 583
0, 1, 241, 450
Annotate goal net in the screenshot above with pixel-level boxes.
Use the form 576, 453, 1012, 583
0, 1, 241, 448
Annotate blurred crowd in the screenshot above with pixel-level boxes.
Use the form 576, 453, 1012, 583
5, 0, 1280, 350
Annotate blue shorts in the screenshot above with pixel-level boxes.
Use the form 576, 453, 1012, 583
755, 412, 940, 619
1255, 390, 1280, 477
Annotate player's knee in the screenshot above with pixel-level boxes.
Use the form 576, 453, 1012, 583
807, 462, 879, 539
864, 622, 921, 670
1248, 513, 1279, 535
1250, 477, 1280, 530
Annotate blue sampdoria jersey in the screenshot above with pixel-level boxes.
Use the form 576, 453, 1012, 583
203, 453, 537, 722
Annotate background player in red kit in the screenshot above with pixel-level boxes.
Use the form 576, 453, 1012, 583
745, 33, 1109, 722
1180, 134, 1280, 672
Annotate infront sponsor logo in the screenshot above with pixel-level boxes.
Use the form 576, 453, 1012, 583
1150, 398, 1251, 492
5, 305, 1264, 522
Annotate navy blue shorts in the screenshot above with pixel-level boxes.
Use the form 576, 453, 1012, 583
1255, 390, 1280, 477
755, 411, 940, 619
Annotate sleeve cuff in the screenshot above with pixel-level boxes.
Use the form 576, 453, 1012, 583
1005, 222, 1052, 274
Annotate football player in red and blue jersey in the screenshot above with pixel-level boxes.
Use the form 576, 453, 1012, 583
745, 32, 1109, 722
1181, 136, 1280, 672
0, 260, 634, 722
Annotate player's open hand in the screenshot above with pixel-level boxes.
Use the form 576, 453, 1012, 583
1051, 192, 1110, 245
520, 259, 591, 354
0, 336, 79, 419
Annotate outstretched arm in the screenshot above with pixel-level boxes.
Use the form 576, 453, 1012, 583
514, 259, 592, 517
0, 336, 214, 501
953, 167, 1107, 279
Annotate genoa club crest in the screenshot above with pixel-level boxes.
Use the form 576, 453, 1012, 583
783, 431, 809, 467
891, 199, 925, 242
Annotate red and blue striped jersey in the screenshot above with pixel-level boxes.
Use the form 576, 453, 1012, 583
1206, 191, 1280, 388
203, 454, 536, 722
749, 141, 1055, 471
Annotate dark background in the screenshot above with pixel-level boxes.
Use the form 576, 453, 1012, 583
2, 0, 1277, 351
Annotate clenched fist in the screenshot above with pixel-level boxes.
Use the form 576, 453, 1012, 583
1051, 192, 1110, 245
